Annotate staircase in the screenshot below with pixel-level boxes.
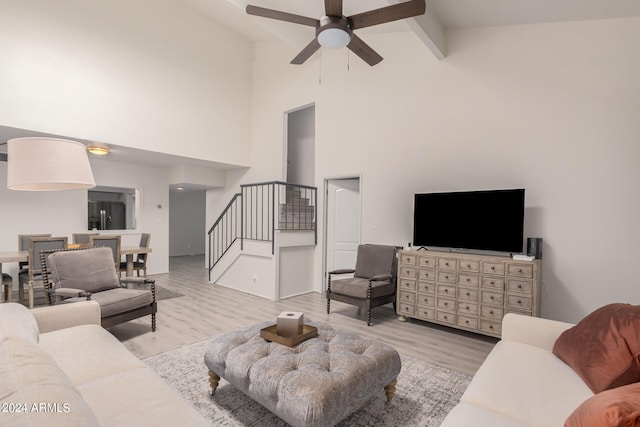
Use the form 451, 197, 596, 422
207, 181, 317, 284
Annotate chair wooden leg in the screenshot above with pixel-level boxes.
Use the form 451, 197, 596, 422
209, 370, 220, 395
384, 379, 398, 401
151, 313, 156, 331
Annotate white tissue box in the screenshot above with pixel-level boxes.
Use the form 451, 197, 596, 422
276, 311, 304, 338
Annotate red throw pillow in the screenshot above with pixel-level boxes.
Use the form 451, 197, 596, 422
565, 382, 640, 427
553, 303, 640, 393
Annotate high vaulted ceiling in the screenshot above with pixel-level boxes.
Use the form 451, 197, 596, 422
183, 0, 640, 59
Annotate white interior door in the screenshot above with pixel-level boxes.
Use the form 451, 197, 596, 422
325, 178, 360, 286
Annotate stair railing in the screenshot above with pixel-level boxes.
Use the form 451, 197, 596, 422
208, 182, 317, 281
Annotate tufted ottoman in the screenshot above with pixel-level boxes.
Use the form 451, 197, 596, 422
204, 321, 401, 427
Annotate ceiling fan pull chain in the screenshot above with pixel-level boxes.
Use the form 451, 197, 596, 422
318, 53, 322, 85
347, 49, 350, 71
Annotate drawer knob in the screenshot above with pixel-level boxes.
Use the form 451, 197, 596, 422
467, 264, 471, 268
443, 301, 448, 306
444, 289, 448, 293
490, 310, 494, 314
489, 325, 494, 329
518, 269, 523, 273
491, 266, 495, 270
518, 284, 523, 289
465, 320, 469, 324
517, 300, 522, 304
466, 278, 470, 282
444, 315, 448, 319
465, 292, 470, 296
490, 281, 495, 285
445, 275, 449, 279
445, 262, 449, 266
490, 296, 494, 300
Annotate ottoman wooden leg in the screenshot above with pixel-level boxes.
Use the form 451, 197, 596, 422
208, 370, 220, 395
384, 379, 397, 402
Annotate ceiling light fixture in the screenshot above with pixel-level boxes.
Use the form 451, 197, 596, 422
176, 186, 184, 191
87, 145, 110, 155
7, 137, 96, 191
316, 16, 351, 49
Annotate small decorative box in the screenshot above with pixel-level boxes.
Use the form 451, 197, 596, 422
276, 311, 304, 338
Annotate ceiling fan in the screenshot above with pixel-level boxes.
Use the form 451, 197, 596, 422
245, 0, 426, 66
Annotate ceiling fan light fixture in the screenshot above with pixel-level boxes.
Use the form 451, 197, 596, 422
317, 27, 351, 49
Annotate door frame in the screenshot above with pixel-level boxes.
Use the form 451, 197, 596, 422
321, 174, 362, 293
283, 102, 315, 184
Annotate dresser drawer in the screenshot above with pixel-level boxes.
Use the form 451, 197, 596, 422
480, 319, 502, 336
482, 262, 506, 275
436, 310, 456, 324
418, 256, 436, 268
417, 293, 435, 307
438, 257, 457, 270
415, 306, 435, 320
398, 278, 416, 291
437, 271, 456, 284
398, 303, 415, 316
418, 269, 436, 282
507, 294, 532, 311
400, 253, 417, 265
507, 263, 533, 278
481, 305, 504, 320
399, 266, 416, 278
458, 301, 478, 316
417, 281, 435, 294
481, 290, 504, 306
458, 287, 479, 301
458, 274, 479, 287
506, 278, 532, 293
437, 284, 456, 299
458, 259, 480, 272
481, 276, 505, 290
399, 291, 416, 304
437, 297, 456, 312
458, 315, 478, 330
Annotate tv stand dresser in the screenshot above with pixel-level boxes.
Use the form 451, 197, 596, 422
397, 249, 541, 338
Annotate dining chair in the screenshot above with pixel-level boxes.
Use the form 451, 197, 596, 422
2, 273, 12, 303
72, 232, 99, 245
120, 233, 151, 277
89, 235, 121, 273
18, 236, 68, 307
17, 234, 52, 272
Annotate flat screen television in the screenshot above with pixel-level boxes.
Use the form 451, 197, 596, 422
413, 189, 525, 253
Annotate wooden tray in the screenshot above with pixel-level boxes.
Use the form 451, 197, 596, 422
260, 324, 318, 347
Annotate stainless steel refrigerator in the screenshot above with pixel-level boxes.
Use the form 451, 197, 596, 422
88, 201, 126, 230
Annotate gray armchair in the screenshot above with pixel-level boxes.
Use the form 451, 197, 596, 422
327, 244, 398, 326
42, 247, 157, 331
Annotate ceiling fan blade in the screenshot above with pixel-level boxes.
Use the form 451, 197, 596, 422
347, 34, 383, 66
291, 38, 322, 65
246, 5, 319, 27
349, 0, 426, 30
324, 0, 343, 17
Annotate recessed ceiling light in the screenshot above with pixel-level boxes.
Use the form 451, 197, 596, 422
87, 145, 110, 155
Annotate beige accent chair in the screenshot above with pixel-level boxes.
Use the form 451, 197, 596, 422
120, 232, 151, 277
42, 247, 157, 331
18, 236, 68, 307
327, 244, 399, 326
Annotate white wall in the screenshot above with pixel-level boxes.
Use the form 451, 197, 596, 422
0, 0, 253, 166
0, 157, 170, 279
287, 106, 315, 186
237, 17, 640, 323
169, 190, 206, 256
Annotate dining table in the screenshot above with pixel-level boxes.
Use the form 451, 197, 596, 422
0, 245, 152, 302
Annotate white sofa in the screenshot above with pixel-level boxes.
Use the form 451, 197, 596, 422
440, 313, 594, 427
0, 301, 209, 427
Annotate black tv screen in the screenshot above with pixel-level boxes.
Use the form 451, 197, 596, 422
413, 189, 525, 253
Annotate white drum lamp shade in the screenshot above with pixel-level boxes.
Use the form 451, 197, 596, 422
7, 137, 96, 191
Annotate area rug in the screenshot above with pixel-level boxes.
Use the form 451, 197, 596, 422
143, 339, 471, 426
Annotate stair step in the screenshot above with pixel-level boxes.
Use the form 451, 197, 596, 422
279, 204, 314, 214
279, 222, 316, 230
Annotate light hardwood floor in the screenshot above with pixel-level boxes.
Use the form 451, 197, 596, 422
108, 255, 497, 376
